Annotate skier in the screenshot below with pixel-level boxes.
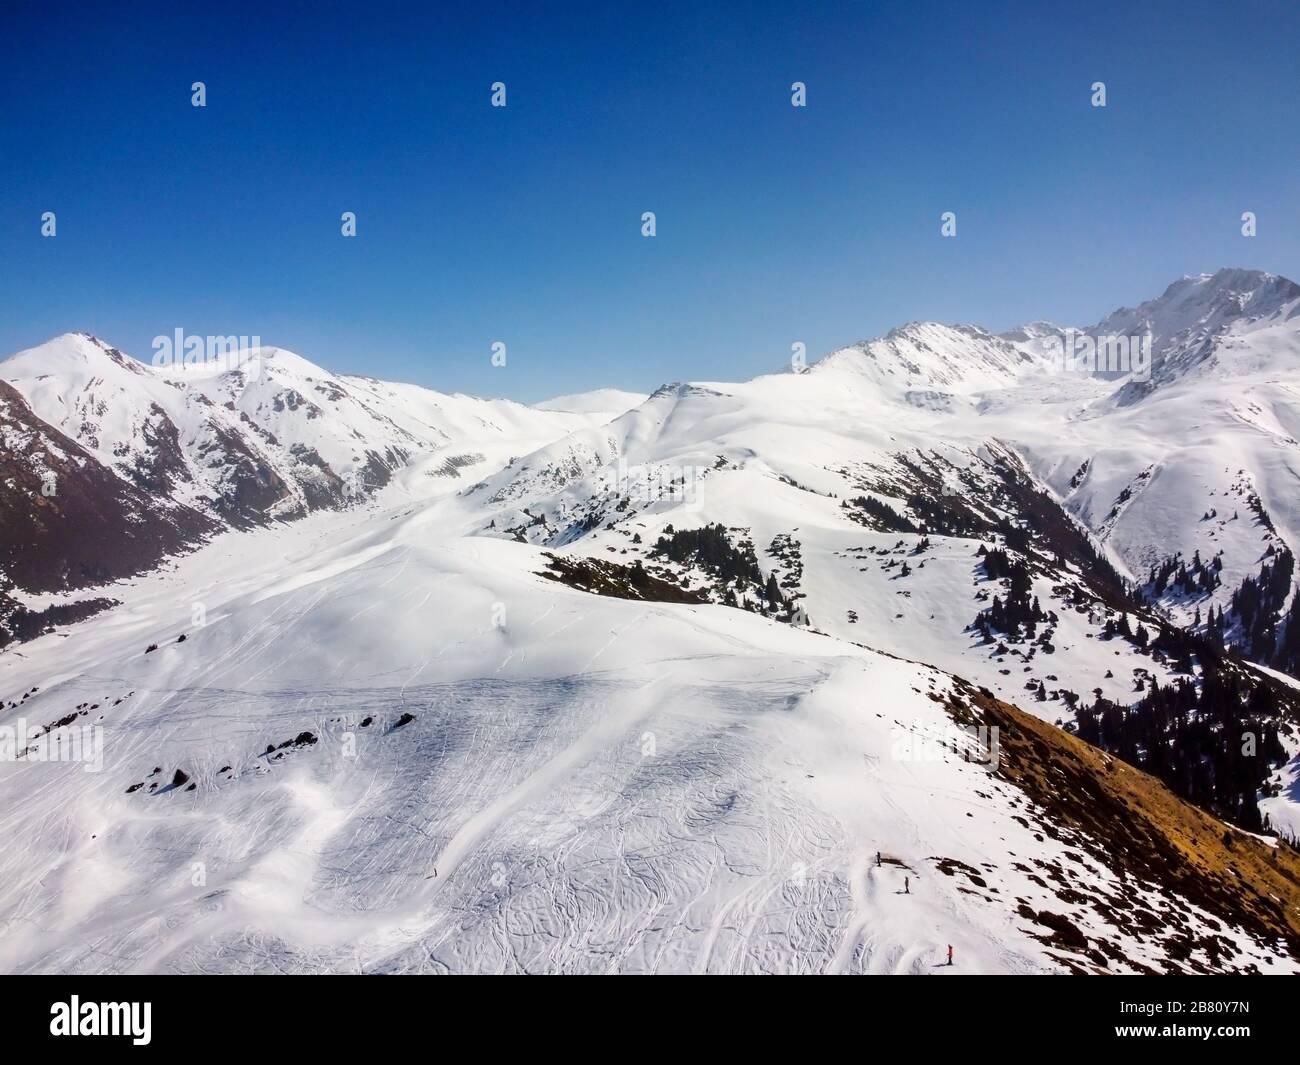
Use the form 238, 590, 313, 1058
904, 876, 910, 894
875, 851, 881, 868
947, 944, 953, 966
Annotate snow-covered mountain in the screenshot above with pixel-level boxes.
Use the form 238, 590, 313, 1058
4, 268, 1300, 974
816, 322, 1047, 408
0, 378, 213, 615
0, 333, 599, 634
1093, 268, 1300, 401
535, 388, 648, 419
0, 333, 594, 530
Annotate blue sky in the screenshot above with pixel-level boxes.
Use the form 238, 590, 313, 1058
2, 1, 1298, 401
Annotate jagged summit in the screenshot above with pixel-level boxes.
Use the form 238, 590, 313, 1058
813, 321, 1041, 402
1089, 269, 1300, 403
1093, 268, 1300, 348
998, 320, 1071, 343
802, 269, 1300, 407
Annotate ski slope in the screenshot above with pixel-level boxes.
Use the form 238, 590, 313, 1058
0, 470, 1289, 973
3, 268, 1300, 973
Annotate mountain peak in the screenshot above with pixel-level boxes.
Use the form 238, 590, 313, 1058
0, 331, 145, 379
1088, 268, 1300, 403
814, 320, 1038, 399
1093, 268, 1300, 341
534, 388, 648, 416
998, 320, 1070, 343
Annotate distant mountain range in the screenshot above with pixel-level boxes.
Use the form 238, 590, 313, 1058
3, 268, 1300, 974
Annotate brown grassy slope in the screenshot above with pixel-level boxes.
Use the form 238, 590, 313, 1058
948, 679, 1300, 967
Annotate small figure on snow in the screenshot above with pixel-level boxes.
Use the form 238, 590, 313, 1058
947, 944, 953, 966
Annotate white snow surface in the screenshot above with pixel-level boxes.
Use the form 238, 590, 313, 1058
3, 268, 1300, 973
534, 389, 648, 419
2, 495, 1286, 974
0, 333, 595, 520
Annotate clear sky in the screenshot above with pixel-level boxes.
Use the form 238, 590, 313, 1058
2, 0, 1298, 401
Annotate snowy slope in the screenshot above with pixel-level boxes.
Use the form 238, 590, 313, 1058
988, 270, 1300, 628
535, 389, 648, 420
1094, 268, 1300, 400
816, 322, 1047, 410
5, 269, 1300, 974
0, 334, 592, 530
453, 270, 1300, 848
1, 491, 1291, 974
469, 368, 1139, 713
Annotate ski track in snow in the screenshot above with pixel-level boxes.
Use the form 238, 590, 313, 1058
5, 272, 1300, 973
